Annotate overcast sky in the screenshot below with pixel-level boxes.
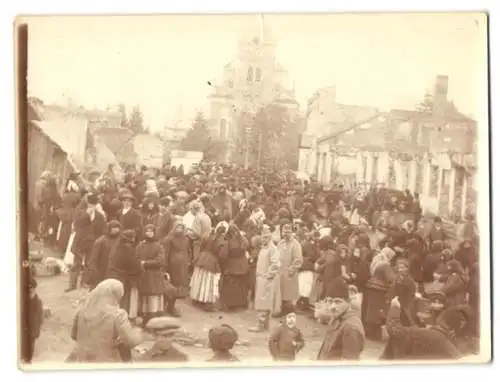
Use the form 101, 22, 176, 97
26, 13, 487, 132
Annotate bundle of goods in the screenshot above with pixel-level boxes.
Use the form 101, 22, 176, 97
373, 210, 415, 227
32, 256, 68, 277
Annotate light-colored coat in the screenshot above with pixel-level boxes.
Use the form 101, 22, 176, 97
277, 238, 303, 302
254, 242, 281, 313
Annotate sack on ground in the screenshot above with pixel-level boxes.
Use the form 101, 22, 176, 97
146, 316, 181, 331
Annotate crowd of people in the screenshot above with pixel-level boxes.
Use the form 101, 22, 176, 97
26, 160, 481, 363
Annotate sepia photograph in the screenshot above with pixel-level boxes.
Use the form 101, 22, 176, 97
15, 12, 490, 370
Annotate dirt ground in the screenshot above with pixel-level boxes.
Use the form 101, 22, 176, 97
32, 269, 384, 365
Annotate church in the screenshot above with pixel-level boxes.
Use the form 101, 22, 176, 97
206, 15, 300, 164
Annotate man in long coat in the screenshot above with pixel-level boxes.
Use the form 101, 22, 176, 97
276, 220, 303, 317
119, 192, 143, 244
248, 225, 281, 332
67, 193, 106, 291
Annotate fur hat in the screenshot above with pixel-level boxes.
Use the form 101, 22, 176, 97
208, 324, 238, 351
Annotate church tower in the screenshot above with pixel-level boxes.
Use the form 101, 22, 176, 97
207, 14, 299, 164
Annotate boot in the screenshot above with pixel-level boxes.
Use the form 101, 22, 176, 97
167, 298, 181, 317
248, 312, 269, 332
65, 269, 78, 292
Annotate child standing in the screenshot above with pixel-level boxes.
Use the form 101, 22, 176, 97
24, 277, 43, 363
268, 312, 305, 361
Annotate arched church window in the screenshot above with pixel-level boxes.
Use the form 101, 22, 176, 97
220, 119, 228, 140
247, 66, 254, 82
255, 68, 262, 82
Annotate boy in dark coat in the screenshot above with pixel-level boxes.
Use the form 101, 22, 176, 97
86, 220, 122, 290
23, 277, 44, 363
67, 193, 107, 291
268, 312, 305, 361
316, 280, 365, 360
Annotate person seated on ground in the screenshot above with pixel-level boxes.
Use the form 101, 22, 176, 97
439, 259, 468, 308
206, 324, 240, 362
268, 312, 305, 361
66, 279, 143, 363
384, 296, 469, 360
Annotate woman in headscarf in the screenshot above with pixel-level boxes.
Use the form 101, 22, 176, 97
362, 247, 397, 340
189, 222, 226, 311
380, 273, 425, 360
67, 279, 143, 363
439, 259, 468, 308
140, 195, 160, 230
218, 224, 250, 311
161, 221, 192, 317
107, 230, 144, 321
346, 246, 371, 296
136, 224, 173, 325
422, 240, 446, 283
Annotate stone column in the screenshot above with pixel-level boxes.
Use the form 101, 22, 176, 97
461, 174, 468, 218
395, 159, 403, 190
409, 158, 418, 193
321, 153, 328, 184
366, 153, 373, 187
330, 151, 337, 185
436, 166, 444, 215
422, 155, 431, 201
448, 167, 456, 216
315, 151, 321, 180
355, 153, 362, 185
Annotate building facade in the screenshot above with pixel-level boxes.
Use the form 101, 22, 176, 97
207, 16, 299, 164
299, 75, 477, 218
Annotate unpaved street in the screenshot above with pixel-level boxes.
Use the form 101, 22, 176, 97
32, 271, 384, 364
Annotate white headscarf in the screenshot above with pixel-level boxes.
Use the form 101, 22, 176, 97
79, 279, 124, 322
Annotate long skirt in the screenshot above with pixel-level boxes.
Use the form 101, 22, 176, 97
141, 294, 164, 315
309, 274, 323, 304
219, 273, 249, 309
128, 287, 140, 319
298, 271, 314, 298
189, 267, 221, 303
362, 287, 389, 340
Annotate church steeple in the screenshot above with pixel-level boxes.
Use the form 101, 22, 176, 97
258, 13, 264, 42
239, 14, 274, 46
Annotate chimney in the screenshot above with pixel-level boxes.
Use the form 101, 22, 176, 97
432, 75, 449, 117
